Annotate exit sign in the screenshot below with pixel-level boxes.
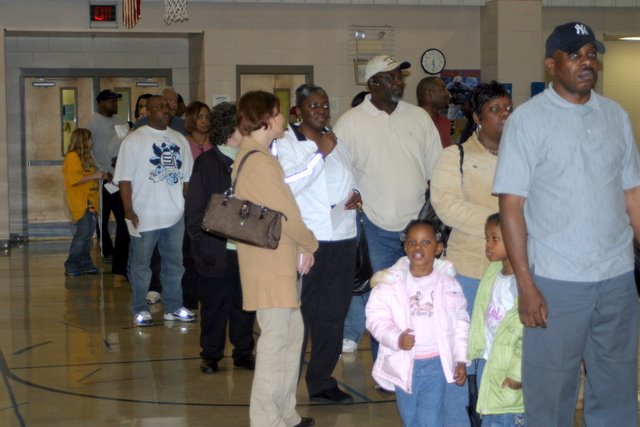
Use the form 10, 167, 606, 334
89, 2, 117, 28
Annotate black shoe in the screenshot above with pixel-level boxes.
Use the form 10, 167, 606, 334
293, 417, 315, 427
310, 386, 353, 404
200, 358, 218, 374
233, 357, 255, 371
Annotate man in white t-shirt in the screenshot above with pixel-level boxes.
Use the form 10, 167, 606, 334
114, 95, 195, 327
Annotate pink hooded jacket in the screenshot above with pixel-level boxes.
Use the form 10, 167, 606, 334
365, 257, 469, 393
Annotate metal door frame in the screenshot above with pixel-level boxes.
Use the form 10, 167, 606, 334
18, 68, 172, 239
235, 65, 314, 100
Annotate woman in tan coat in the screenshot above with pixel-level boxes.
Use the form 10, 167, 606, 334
234, 91, 318, 427
431, 81, 512, 309
429, 81, 512, 425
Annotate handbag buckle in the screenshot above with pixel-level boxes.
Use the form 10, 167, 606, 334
222, 188, 235, 206
239, 202, 250, 226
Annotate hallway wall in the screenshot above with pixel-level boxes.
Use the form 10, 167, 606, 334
2, 1, 640, 242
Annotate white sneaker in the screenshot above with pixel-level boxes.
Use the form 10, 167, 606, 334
342, 339, 358, 353
164, 307, 197, 323
146, 291, 162, 305
133, 311, 153, 327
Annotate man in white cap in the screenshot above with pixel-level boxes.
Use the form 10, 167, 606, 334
495, 21, 640, 426
334, 52, 443, 369
336, 55, 441, 271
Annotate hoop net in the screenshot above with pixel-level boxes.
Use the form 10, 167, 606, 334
164, 0, 189, 24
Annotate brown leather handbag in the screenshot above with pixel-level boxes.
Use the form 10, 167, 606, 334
201, 150, 286, 249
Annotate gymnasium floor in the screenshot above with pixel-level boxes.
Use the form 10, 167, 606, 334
0, 241, 635, 426
0, 241, 399, 426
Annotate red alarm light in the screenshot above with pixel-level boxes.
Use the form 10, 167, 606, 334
89, 2, 117, 28
90, 5, 116, 22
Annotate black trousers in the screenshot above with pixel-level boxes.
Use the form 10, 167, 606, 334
300, 238, 357, 395
98, 186, 129, 276
181, 233, 199, 310
198, 250, 255, 362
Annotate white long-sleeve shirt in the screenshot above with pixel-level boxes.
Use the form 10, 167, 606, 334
275, 125, 357, 241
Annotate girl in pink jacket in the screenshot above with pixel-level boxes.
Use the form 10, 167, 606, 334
366, 219, 470, 427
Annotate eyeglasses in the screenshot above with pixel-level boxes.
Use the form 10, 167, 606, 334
149, 104, 169, 111
306, 102, 329, 110
370, 72, 405, 86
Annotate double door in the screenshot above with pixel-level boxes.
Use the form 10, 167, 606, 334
24, 75, 167, 234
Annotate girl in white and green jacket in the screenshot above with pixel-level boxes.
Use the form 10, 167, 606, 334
467, 213, 525, 426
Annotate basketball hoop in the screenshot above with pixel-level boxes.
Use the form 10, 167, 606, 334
164, 0, 188, 24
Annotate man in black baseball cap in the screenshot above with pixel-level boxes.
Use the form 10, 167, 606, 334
88, 89, 129, 276
543, 21, 605, 104
494, 20, 640, 427
545, 21, 605, 58
96, 89, 122, 102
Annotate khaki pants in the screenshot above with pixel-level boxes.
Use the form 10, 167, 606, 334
250, 307, 304, 427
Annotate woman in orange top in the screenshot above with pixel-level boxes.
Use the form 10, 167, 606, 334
62, 128, 106, 276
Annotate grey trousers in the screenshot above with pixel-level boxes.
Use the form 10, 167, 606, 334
250, 307, 304, 427
522, 271, 638, 427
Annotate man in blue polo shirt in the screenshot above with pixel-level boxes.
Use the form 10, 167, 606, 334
494, 22, 640, 427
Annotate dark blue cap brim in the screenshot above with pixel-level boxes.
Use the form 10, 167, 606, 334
546, 39, 605, 58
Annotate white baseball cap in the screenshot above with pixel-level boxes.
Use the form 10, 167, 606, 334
364, 55, 411, 82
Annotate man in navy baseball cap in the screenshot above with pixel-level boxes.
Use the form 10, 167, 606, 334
96, 89, 122, 102
545, 21, 605, 58
495, 18, 640, 427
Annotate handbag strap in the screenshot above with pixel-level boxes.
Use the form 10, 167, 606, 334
228, 149, 261, 195
225, 149, 289, 221
426, 142, 464, 193
457, 142, 464, 181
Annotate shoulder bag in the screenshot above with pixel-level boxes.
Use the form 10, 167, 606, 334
353, 224, 373, 295
201, 150, 287, 249
418, 143, 464, 255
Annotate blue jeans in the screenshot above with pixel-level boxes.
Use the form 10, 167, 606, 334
443, 273, 481, 427
343, 292, 369, 343
395, 357, 446, 427
360, 213, 405, 272
482, 413, 525, 427
475, 359, 525, 427
457, 274, 481, 317
129, 218, 185, 315
65, 210, 97, 274
343, 214, 404, 348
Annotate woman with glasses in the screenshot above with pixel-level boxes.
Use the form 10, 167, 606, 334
276, 84, 361, 404
429, 81, 513, 425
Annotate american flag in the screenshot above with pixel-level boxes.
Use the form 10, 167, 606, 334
123, 0, 141, 29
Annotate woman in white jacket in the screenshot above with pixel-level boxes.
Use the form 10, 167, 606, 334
276, 84, 362, 404
366, 219, 469, 427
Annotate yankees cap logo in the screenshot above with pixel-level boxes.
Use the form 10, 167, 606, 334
574, 23, 589, 36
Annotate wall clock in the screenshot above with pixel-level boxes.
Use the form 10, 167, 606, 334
421, 48, 446, 75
